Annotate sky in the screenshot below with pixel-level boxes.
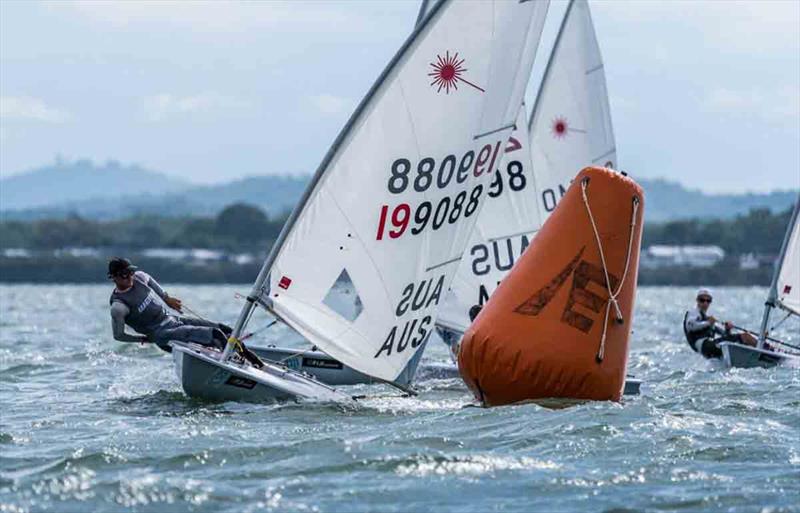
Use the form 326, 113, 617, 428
1, 0, 798, 193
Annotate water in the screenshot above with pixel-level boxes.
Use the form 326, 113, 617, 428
1, 285, 798, 513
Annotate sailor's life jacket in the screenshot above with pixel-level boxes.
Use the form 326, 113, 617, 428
109, 274, 169, 335
683, 308, 714, 352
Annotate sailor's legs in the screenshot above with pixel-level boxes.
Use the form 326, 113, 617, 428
152, 317, 226, 350
698, 338, 723, 359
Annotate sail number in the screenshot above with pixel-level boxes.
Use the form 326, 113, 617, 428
387, 142, 502, 195
541, 183, 568, 212
376, 186, 483, 240
487, 160, 527, 197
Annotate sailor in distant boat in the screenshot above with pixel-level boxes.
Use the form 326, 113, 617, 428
108, 257, 231, 353
683, 288, 758, 359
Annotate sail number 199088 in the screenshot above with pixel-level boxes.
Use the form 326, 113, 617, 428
375, 142, 503, 240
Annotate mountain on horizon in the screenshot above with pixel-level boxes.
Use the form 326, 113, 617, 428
0, 159, 188, 211
1, 160, 796, 223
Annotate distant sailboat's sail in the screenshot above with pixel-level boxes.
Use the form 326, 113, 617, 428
435, 0, 616, 334
528, 0, 616, 216
773, 197, 800, 315
237, 0, 550, 382
437, 106, 540, 333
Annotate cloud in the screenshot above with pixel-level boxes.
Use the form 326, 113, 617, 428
142, 93, 251, 122
0, 96, 69, 123
308, 94, 354, 116
55, 0, 370, 34
703, 87, 800, 122
595, 0, 799, 54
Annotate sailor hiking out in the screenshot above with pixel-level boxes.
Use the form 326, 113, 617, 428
683, 288, 759, 359
108, 257, 232, 353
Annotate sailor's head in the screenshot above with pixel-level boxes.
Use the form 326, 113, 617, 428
108, 257, 137, 288
696, 288, 713, 312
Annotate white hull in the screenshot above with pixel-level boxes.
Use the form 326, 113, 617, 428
720, 342, 798, 369
249, 345, 426, 387
172, 342, 352, 404
172, 343, 643, 402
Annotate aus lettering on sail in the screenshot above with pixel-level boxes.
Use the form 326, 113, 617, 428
374, 274, 445, 358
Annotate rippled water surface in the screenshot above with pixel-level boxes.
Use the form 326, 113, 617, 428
1, 285, 799, 513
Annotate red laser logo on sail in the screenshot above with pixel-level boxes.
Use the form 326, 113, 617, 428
428, 51, 485, 94
552, 117, 568, 139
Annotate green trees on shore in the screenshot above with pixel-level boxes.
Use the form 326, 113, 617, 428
0, 204, 794, 285
642, 207, 792, 254
0, 203, 286, 251
3, 204, 792, 254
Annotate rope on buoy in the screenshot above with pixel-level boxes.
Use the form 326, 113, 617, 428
581, 177, 639, 363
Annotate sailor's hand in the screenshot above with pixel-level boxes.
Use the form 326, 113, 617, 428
166, 297, 183, 313
707, 316, 717, 324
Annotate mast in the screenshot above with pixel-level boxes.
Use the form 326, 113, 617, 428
528, 0, 576, 132
758, 197, 800, 348
415, 0, 432, 27
224, 0, 451, 361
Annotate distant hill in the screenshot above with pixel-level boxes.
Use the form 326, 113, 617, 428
1, 161, 796, 222
0, 159, 188, 211
1, 162, 307, 220
637, 178, 797, 222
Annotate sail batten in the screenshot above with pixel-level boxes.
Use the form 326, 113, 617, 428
236, 0, 551, 382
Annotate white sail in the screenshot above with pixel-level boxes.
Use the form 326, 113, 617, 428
435, 0, 616, 334
246, 0, 550, 382
775, 198, 800, 315
437, 106, 541, 333
528, 0, 616, 216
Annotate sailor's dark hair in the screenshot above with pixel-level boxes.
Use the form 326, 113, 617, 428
108, 257, 137, 277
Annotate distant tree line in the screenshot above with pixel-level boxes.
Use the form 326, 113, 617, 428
0, 203, 285, 251
642, 207, 793, 255
0, 204, 794, 285
2, 204, 793, 255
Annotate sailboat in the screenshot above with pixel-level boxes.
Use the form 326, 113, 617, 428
435, 0, 617, 343
720, 196, 800, 368
171, 0, 551, 403
422, 0, 640, 395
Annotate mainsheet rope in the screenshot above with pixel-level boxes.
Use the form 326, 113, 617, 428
580, 177, 639, 363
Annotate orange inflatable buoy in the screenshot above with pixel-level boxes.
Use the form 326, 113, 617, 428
458, 167, 644, 406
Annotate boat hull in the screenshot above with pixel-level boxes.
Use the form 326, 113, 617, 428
173, 342, 643, 401
172, 342, 352, 404
720, 342, 796, 369
250, 346, 378, 386
252, 346, 643, 395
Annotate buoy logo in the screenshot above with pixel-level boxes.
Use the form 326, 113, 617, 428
428, 51, 485, 94
514, 247, 619, 333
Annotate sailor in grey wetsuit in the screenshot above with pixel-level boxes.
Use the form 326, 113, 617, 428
683, 288, 757, 358
108, 257, 230, 353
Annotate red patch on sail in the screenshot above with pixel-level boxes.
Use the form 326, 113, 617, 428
552, 117, 568, 138
279, 276, 292, 290
784, 284, 792, 294
428, 51, 485, 94
505, 136, 522, 153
